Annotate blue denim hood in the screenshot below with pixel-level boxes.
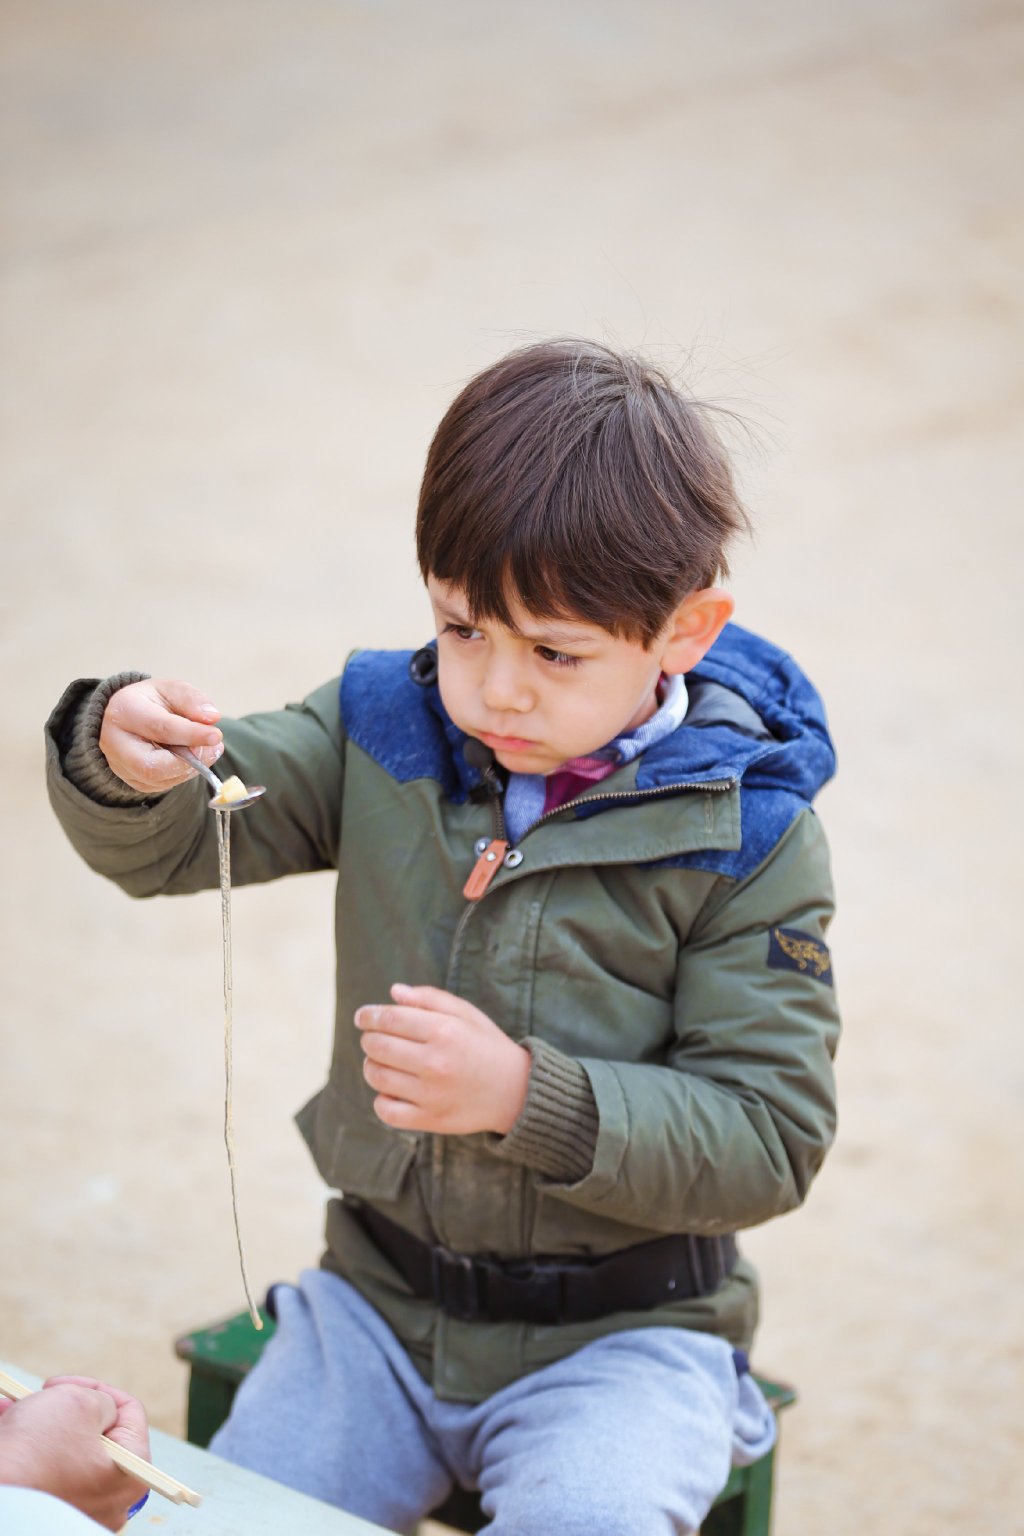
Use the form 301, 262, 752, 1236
636, 623, 836, 802
340, 623, 836, 878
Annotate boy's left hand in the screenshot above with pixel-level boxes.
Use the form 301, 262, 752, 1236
355, 984, 531, 1136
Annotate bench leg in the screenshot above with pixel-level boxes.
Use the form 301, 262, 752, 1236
186, 1372, 238, 1449
701, 1445, 777, 1536
739, 1446, 776, 1536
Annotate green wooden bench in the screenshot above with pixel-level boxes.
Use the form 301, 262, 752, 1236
175, 1310, 796, 1534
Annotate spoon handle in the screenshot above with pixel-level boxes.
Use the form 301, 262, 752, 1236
167, 743, 223, 793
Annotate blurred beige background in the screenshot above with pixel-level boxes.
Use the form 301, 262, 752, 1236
2, 2, 1022, 1531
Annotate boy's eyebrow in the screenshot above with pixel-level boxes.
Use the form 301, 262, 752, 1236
434, 598, 477, 628
434, 599, 596, 648
513, 622, 597, 648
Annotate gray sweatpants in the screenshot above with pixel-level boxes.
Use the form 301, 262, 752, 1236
211, 1269, 775, 1535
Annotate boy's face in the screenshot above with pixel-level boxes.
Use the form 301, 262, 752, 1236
427, 577, 670, 776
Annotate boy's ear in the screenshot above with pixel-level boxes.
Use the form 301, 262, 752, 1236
658, 588, 735, 675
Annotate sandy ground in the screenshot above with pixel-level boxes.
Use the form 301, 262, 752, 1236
2, 2, 1022, 1530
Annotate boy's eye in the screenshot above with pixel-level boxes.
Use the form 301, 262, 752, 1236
442, 622, 483, 642
536, 645, 582, 668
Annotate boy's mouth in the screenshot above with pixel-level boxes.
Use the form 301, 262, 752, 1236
479, 731, 539, 755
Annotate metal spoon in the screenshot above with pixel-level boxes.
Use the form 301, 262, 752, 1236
168, 745, 267, 811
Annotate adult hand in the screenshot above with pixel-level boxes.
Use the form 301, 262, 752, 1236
0, 1377, 150, 1532
99, 678, 223, 794
355, 984, 531, 1136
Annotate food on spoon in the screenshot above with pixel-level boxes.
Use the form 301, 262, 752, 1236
212, 774, 248, 805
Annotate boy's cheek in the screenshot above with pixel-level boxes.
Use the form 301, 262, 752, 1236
436, 675, 475, 737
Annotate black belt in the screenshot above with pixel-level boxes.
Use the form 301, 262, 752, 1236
350, 1200, 737, 1326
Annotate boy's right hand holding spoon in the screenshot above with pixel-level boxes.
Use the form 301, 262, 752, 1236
99, 678, 224, 795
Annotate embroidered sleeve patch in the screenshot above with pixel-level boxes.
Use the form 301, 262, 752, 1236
767, 926, 833, 986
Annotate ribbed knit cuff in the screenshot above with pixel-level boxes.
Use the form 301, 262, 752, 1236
491, 1037, 600, 1185
63, 672, 153, 807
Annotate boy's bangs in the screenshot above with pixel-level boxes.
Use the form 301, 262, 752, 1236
460, 560, 583, 637
430, 517, 655, 645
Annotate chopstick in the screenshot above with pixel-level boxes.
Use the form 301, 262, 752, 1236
0, 1368, 202, 1507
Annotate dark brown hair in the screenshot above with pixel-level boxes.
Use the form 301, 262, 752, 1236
416, 339, 750, 646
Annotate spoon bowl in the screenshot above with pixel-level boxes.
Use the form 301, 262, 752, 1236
168, 746, 267, 811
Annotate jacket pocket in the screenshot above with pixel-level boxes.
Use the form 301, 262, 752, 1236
295, 1082, 417, 1201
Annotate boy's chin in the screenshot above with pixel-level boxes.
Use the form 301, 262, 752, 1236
496, 748, 568, 776
483, 742, 548, 772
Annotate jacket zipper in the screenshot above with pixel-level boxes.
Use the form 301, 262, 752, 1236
515, 776, 735, 837
483, 764, 508, 842
460, 764, 511, 900
449, 774, 736, 970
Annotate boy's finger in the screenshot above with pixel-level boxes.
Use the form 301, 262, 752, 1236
141, 741, 224, 777
358, 1029, 425, 1075
154, 679, 221, 725
391, 983, 483, 1023
362, 1059, 423, 1102
111, 692, 222, 748
355, 1005, 435, 1041
373, 1095, 427, 1131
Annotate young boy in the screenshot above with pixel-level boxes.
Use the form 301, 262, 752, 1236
45, 340, 839, 1535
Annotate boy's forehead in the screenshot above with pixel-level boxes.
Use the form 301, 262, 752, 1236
427, 577, 614, 645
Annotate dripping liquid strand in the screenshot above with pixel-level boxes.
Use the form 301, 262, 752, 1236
215, 808, 263, 1330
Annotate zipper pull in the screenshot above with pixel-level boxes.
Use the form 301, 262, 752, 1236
463, 839, 509, 900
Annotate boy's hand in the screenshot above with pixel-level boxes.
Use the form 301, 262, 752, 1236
99, 678, 223, 794
0, 1377, 150, 1532
355, 984, 531, 1136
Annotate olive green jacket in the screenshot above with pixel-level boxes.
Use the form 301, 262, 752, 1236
45, 624, 840, 1402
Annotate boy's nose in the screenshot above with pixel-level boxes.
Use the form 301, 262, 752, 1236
481, 659, 532, 713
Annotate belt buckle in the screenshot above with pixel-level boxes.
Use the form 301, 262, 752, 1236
495, 1259, 564, 1326
432, 1247, 482, 1321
